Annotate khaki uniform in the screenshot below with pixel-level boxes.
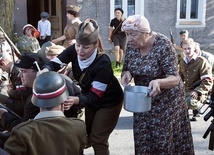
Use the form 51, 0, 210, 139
179, 56, 213, 108
63, 19, 81, 48
4, 116, 86, 155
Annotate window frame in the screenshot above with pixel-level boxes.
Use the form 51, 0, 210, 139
110, 0, 144, 20
176, 0, 207, 28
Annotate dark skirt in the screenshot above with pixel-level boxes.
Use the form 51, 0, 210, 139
112, 33, 126, 51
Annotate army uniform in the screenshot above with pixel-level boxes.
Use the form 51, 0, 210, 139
4, 114, 86, 155
179, 55, 213, 109
63, 19, 81, 48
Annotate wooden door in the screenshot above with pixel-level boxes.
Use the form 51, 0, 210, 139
27, 0, 65, 39
42, 0, 63, 39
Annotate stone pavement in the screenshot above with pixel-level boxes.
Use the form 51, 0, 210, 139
84, 107, 214, 155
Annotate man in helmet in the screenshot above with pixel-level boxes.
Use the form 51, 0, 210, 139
4, 71, 86, 155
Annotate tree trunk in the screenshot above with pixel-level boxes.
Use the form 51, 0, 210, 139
0, 0, 14, 40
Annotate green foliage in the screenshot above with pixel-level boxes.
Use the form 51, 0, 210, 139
112, 61, 123, 76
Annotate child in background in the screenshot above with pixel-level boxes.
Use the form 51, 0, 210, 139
37, 12, 51, 47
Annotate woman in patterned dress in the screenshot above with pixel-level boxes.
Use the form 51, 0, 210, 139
121, 15, 194, 155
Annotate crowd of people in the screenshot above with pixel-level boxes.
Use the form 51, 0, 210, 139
0, 4, 214, 155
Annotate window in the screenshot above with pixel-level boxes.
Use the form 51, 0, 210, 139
110, 0, 144, 19
176, 0, 206, 28
115, 0, 122, 9
128, 0, 135, 17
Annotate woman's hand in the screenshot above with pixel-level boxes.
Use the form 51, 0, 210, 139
52, 39, 58, 44
63, 96, 79, 111
121, 71, 132, 86
148, 79, 161, 97
108, 38, 112, 44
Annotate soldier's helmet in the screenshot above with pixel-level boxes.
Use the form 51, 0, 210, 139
31, 71, 69, 108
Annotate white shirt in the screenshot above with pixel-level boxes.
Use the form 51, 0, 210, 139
37, 19, 51, 36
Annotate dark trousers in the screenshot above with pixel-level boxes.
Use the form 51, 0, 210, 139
0, 94, 25, 117
85, 102, 122, 155
39, 36, 51, 47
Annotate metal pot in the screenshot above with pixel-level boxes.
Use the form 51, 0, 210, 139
124, 86, 151, 113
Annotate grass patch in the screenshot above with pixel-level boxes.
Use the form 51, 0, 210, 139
111, 61, 123, 77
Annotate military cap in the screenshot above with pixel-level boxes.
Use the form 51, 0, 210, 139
45, 45, 65, 56
66, 5, 81, 13
14, 53, 48, 71
76, 18, 99, 45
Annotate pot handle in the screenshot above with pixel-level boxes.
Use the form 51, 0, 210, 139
145, 89, 152, 97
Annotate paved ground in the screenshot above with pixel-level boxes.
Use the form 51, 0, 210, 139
84, 107, 214, 155
84, 50, 214, 155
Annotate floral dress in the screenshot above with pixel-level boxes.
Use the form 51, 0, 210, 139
122, 33, 194, 155
17, 35, 40, 53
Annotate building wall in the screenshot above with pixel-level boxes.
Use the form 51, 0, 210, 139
13, 0, 214, 51
143, 0, 214, 50
77, 0, 112, 50
14, 0, 27, 36
78, 0, 214, 51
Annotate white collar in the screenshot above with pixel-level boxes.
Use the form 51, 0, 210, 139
72, 18, 80, 24
78, 48, 98, 71
183, 54, 197, 63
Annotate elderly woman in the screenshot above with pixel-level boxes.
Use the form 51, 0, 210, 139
121, 15, 194, 154
52, 5, 81, 48
17, 24, 40, 53
42, 18, 123, 155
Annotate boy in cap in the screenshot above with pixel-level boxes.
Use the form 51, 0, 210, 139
37, 12, 51, 46
4, 71, 86, 155
52, 5, 81, 48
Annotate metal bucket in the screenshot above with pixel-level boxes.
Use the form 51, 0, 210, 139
124, 86, 151, 113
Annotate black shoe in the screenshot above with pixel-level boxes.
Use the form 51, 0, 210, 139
193, 109, 200, 117
190, 117, 198, 121
115, 61, 119, 68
